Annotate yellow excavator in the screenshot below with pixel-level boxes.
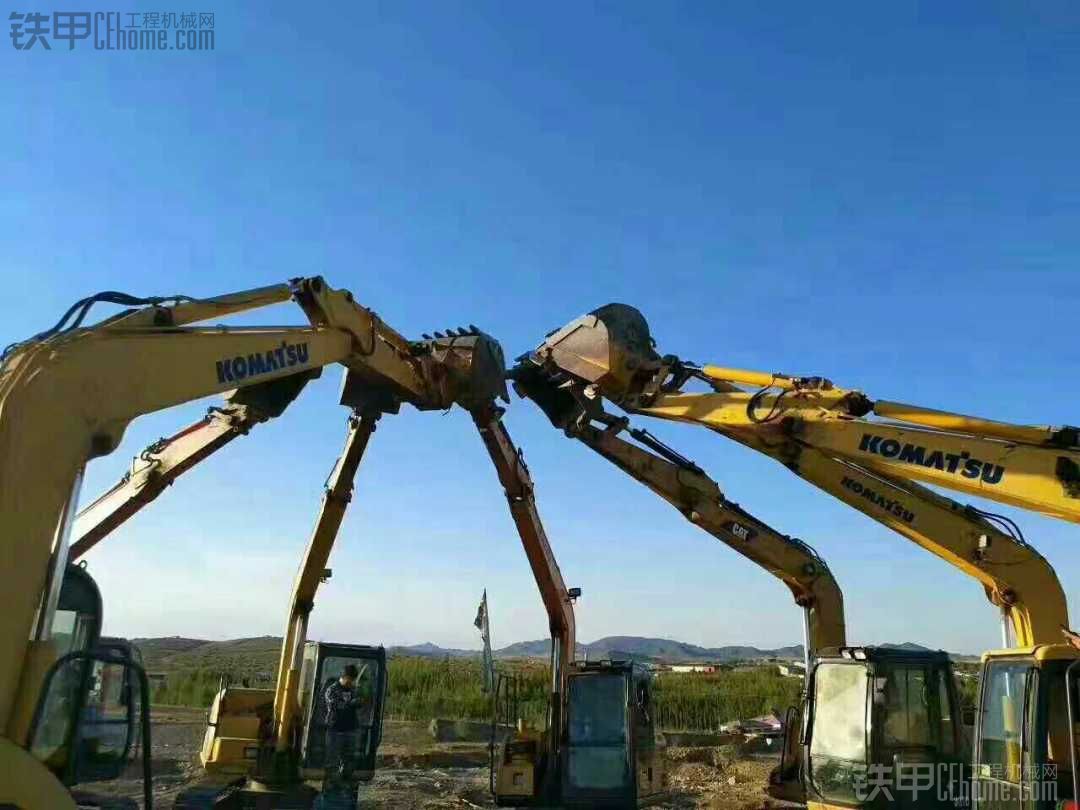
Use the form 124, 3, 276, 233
0, 278, 513, 808
518, 303, 1080, 810
474, 397, 666, 809
2, 278, 666, 809
71, 380, 666, 808
511, 356, 968, 805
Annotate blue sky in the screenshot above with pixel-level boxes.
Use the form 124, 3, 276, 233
3, 1, 1078, 654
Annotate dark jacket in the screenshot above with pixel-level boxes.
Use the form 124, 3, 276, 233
324, 680, 359, 732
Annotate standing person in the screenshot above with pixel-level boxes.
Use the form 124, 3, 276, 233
324, 663, 363, 784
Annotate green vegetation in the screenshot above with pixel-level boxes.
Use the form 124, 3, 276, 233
153, 656, 799, 731
387, 657, 549, 725
653, 667, 800, 731
153, 668, 229, 708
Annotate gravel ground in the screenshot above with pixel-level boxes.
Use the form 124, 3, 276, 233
73, 708, 790, 809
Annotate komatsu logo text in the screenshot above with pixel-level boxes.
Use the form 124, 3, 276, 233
215, 341, 309, 384
840, 477, 916, 524
858, 433, 1004, 485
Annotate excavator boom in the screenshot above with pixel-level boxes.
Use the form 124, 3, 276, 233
0, 277, 508, 809
71, 373, 314, 559
271, 410, 381, 755
471, 400, 577, 789
518, 303, 1080, 810
530, 303, 1080, 523
511, 349, 844, 805
22, 282, 576, 806
471, 402, 577, 669
510, 360, 844, 654
521, 303, 1071, 647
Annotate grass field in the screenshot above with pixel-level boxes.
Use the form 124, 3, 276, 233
152, 655, 800, 732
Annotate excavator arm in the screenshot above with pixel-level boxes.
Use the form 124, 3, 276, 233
71, 373, 314, 559
527, 302, 1080, 522
254, 397, 576, 789
510, 362, 841, 802
471, 402, 577, 671
634, 363, 1080, 524
269, 409, 381, 758
517, 303, 1070, 647
471, 402, 577, 763
569, 425, 843, 651
510, 363, 844, 655
0, 277, 507, 759
29, 288, 569, 797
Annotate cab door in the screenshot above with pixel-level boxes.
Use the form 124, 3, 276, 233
805, 660, 871, 808
973, 660, 1032, 810
561, 672, 634, 807
872, 662, 967, 810
26, 566, 153, 808
632, 677, 664, 802
299, 643, 387, 781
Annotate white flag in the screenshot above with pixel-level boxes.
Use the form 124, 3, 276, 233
474, 589, 494, 693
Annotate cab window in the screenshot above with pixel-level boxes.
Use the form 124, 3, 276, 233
1038, 663, 1080, 803
568, 675, 628, 746
876, 664, 957, 758
808, 662, 868, 804
979, 661, 1031, 784
565, 674, 631, 793
51, 564, 103, 657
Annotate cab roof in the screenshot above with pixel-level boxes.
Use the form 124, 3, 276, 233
823, 645, 952, 664
981, 643, 1080, 663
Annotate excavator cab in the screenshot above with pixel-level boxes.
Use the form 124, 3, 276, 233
198, 642, 387, 788
297, 642, 388, 782
492, 660, 664, 808
561, 661, 665, 808
26, 565, 152, 805
972, 645, 1080, 810
803, 647, 966, 810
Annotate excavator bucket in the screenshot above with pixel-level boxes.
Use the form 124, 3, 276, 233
508, 360, 591, 431
341, 328, 509, 413
420, 330, 510, 410
516, 304, 661, 400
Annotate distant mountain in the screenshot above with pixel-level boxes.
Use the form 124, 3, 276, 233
128, 634, 805, 670
388, 642, 477, 658
492, 639, 555, 658
128, 634, 970, 671
494, 636, 806, 664
132, 635, 281, 676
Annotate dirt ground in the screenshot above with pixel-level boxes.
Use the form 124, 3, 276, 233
75, 707, 790, 809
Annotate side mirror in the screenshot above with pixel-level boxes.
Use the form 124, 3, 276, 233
28, 649, 152, 807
